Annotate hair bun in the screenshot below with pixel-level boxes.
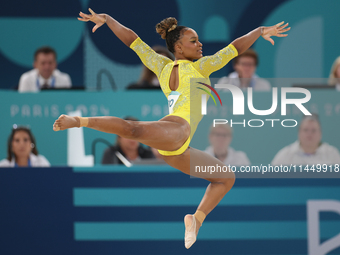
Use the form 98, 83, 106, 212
156, 17, 178, 39
167, 24, 177, 32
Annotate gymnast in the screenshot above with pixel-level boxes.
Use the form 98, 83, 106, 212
53, 8, 290, 249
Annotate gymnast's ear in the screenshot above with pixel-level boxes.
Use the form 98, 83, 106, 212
174, 43, 182, 54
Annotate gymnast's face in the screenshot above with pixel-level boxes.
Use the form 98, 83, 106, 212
176, 28, 203, 61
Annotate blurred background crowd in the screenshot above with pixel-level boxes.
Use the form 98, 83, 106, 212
1, 0, 340, 167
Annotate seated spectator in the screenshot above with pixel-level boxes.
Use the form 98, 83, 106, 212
217, 49, 271, 91
127, 45, 174, 90
204, 124, 251, 166
102, 116, 155, 164
18, 46, 72, 92
328, 56, 340, 91
271, 114, 340, 165
0, 126, 50, 167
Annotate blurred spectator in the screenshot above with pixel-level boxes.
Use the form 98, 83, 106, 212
204, 124, 251, 166
328, 56, 340, 91
151, 147, 163, 160
0, 126, 50, 167
126, 45, 174, 90
217, 49, 271, 91
150, 147, 167, 164
271, 114, 340, 165
18, 46, 72, 92
102, 116, 155, 164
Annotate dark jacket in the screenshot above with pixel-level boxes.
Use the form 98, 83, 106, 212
101, 144, 155, 165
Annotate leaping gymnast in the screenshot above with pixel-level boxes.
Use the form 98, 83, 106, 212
53, 8, 290, 249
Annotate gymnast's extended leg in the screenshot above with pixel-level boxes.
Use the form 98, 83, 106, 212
53, 114, 190, 152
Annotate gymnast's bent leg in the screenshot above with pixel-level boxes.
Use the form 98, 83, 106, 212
160, 147, 235, 249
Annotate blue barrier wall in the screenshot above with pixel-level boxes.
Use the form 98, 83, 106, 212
1, 166, 340, 255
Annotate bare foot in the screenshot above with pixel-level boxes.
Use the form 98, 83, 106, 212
184, 214, 201, 249
53, 115, 80, 131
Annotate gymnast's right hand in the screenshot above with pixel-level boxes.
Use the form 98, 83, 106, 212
78, 8, 106, 33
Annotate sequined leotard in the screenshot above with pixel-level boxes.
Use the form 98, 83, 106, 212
130, 37, 238, 155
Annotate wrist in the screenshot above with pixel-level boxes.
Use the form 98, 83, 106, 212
103, 14, 109, 24
260, 26, 264, 36
75, 117, 89, 127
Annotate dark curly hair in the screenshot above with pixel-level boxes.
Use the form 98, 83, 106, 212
155, 17, 188, 53
7, 126, 38, 161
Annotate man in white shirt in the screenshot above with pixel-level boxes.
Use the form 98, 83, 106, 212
271, 115, 340, 165
217, 49, 271, 91
204, 124, 251, 166
18, 46, 72, 92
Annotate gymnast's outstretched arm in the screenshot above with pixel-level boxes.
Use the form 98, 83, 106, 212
231, 21, 290, 55
193, 21, 290, 78
79, 8, 172, 77
78, 8, 138, 47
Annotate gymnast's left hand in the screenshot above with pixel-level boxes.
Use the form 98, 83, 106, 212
78, 8, 106, 33
261, 21, 291, 45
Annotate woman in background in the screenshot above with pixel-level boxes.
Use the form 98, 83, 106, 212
0, 126, 50, 167
328, 56, 340, 90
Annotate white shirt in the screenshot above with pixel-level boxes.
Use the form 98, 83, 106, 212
336, 83, 340, 91
271, 140, 340, 165
0, 153, 51, 167
204, 146, 251, 166
18, 69, 72, 92
217, 71, 271, 91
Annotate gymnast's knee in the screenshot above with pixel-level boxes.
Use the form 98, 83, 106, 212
225, 172, 236, 189
215, 172, 236, 191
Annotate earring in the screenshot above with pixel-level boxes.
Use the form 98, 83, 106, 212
31, 143, 35, 148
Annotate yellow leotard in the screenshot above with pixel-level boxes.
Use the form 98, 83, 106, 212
130, 37, 238, 155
